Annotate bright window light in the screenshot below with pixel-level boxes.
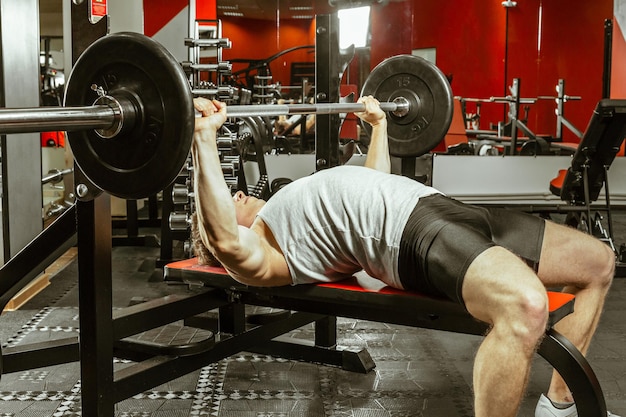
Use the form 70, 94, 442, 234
338, 6, 370, 49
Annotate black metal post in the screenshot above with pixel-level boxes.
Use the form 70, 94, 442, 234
315, 14, 341, 171
314, 316, 337, 348
602, 165, 615, 244
603, 19, 613, 99
158, 183, 175, 267
77, 194, 115, 417
70, 3, 112, 414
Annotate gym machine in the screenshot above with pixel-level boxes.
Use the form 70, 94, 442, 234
461, 78, 582, 156
541, 79, 583, 142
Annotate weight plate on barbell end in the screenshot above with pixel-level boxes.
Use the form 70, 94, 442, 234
64, 32, 194, 200
361, 55, 453, 158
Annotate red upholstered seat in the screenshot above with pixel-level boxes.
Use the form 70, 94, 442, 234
550, 169, 567, 197
165, 258, 574, 315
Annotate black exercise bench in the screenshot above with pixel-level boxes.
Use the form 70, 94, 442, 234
549, 99, 626, 256
163, 257, 608, 417
550, 99, 626, 205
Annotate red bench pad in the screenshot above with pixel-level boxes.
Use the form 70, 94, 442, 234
165, 258, 574, 319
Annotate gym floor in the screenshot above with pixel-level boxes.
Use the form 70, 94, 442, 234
0, 212, 625, 416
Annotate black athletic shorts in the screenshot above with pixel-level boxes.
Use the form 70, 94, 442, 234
398, 194, 545, 306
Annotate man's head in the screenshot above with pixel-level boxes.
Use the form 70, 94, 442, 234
232, 190, 266, 228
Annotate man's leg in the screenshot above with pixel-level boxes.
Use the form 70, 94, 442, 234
536, 221, 615, 403
462, 246, 551, 417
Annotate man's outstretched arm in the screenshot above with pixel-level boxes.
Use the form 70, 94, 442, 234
191, 98, 281, 285
355, 96, 390, 173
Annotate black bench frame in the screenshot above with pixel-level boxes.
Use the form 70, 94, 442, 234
0, 220, 608, 416
163, 260, 607, 417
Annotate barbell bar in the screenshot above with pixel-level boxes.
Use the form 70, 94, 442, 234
0, 32, 453, 200
0, 97, 410, 136
225, 97, 410, 118
0, 106, 117, 135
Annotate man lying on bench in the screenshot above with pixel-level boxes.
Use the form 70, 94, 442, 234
192, 96, 618, 417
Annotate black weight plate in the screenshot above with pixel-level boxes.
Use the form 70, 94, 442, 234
361, 55, 453, 157
64, 32, 194, 199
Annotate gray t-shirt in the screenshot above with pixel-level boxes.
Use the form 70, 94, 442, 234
256, 165, 440, 288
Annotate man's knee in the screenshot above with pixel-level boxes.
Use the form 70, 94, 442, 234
595, 242, 616, 287
578, 238, 616, 289
493, 289, 549, 351
515, 289, 549, 334
541, 222, 616, 288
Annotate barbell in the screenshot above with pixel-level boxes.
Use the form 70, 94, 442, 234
0, 32, 453, 200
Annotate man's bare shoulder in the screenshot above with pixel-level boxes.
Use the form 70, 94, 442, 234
241, 218, 291, 285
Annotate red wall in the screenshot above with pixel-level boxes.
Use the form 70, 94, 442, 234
611, 16, 626, 98
220, 0, 611, 142
509, 1, 611, 142
143, 0, 187, 37
143, 0, 216, 36
368, 0, 612, 143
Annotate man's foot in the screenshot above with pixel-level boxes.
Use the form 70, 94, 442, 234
535, 393, 621, 417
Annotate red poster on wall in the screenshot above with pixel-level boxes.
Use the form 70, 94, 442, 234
90, 0, 107, 23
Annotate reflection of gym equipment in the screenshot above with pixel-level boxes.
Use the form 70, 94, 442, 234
458, 80, 537, 146
226, 45, 315, 103
461, 78, 582, 156
491, 78, 538, 150
42, 168, 74, 220
40, 36, 65, 107
274, 112, 316, 153
539, 79, 583, 141
42, 167, 73, 186
460, 92, 540, 155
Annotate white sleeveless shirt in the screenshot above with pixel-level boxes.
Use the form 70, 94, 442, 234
256, 165, 440, 288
